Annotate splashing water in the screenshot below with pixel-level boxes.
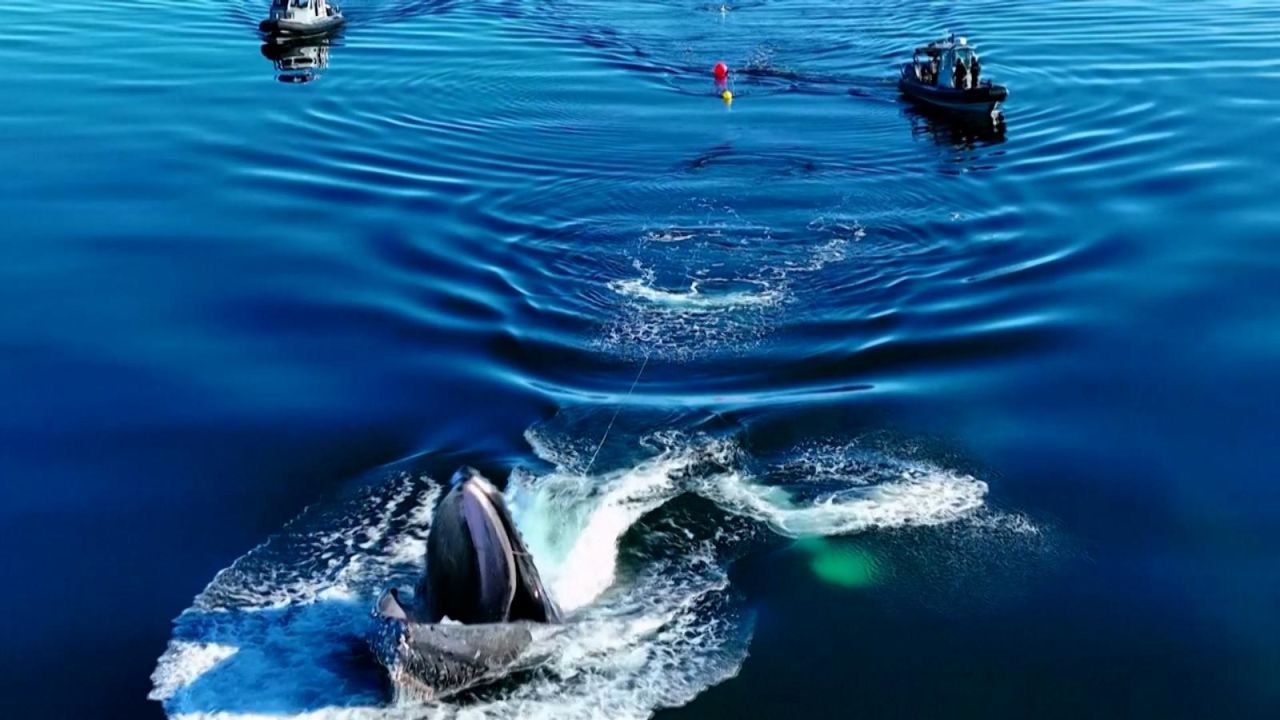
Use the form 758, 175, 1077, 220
599, 219, 856, 360
151, 429, 1001, 719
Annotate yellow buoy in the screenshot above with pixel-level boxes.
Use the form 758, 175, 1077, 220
721, 89, 733, 103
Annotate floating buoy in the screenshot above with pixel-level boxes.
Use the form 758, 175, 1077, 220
721, 89, 733, 103
713, 61, 729, 81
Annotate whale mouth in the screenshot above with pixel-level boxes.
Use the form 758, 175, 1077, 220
459, 475, 520, 621
370, 607, 559, 703
420, 469, 562, 625
369, 470, 566, 700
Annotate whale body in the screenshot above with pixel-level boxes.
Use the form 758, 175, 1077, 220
370, 467, 561, 700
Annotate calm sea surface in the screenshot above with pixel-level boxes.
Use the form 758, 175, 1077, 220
2, 0, 1279, 717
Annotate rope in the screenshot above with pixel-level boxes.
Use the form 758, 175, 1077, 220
584, 351, 650, 475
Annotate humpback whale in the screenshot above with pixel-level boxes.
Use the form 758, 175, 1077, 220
370, 467, 561, 700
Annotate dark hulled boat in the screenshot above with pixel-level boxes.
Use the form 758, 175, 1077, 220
899, 35, 1008, 114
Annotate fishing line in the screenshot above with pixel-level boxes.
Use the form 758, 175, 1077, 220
584, 351, 651, 475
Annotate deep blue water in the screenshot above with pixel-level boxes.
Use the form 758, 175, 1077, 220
3, 0, 1280, 717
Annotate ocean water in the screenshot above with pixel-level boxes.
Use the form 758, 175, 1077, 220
2, 0, 1279, 717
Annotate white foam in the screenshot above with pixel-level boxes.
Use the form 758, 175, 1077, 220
697, 441, 989, 537
148, 642, 239, 702
965, 510, 1042, 536
509, 433, 733, 612
599, 264, 783, 360
599, 219, 860, 359
152, 432, 1000, 720
189, 478, 437, 613
698, 467, 988, 537
608, 277, 782, 310
642, 229, 698, 243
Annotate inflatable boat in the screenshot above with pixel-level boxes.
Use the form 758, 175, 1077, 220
899, 35, 1008, 114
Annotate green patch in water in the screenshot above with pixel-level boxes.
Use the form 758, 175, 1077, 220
796, 536, 881, 589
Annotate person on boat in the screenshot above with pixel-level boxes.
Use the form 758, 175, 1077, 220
929, 57, 939, 85
969, 54, 981, 86
953, 57, 967, 89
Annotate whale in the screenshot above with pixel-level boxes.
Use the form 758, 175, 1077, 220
370, 467, 561, 700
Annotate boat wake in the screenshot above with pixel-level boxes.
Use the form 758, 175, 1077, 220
151, 425, 1018, 719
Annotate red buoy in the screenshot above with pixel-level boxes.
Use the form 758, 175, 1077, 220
713, 62, 729, 81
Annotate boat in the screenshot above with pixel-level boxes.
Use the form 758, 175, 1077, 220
899, 34, 1007, 114
259, 0, 345, 36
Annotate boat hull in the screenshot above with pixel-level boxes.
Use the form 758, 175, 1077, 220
258, 14, 345, 36
898, 64, 1007, 113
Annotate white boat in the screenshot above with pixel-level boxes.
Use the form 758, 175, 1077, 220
259, 0, 345, 36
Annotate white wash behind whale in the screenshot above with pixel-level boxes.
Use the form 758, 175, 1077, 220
151, 430, 995, 719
